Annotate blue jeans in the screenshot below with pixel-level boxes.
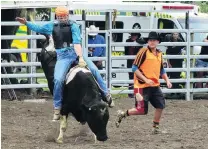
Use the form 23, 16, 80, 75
53, 50, 108, 109
83, 56, 108, 95
195, 59, 208, 67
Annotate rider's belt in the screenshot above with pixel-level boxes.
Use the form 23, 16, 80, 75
56, 44, 74, 49
56, 46, 74, 52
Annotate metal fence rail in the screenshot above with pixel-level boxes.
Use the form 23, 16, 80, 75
1, 48, 42, 53
108, 28, 208, 101
1, 21, 208, 101
1, 35, 46, 40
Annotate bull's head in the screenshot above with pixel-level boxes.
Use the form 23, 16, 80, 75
85, 102, 109, 141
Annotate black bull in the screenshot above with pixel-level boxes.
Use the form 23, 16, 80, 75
38, 47, 109, 142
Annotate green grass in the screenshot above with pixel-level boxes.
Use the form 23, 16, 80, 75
111, 86, 129, 99
37, 78, 49, 92
37, 68, 44, 73
36, 68, 49, 91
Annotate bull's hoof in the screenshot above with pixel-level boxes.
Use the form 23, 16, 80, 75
56, 138, 63, 144
52, 119, 59, 122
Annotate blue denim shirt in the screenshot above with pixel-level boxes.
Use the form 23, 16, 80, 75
26, 20, 81, 52
88, 35, 105, 57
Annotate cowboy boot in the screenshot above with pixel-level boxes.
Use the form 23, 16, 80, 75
53, 109, 60, 121
115, 110, 128, 128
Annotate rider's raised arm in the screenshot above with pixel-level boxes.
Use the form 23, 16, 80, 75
71, 22, 83, 57
26, 21, 54, 35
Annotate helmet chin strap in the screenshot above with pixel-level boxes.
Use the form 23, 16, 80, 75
57, 15, 69, 24
58, 19, 69, 24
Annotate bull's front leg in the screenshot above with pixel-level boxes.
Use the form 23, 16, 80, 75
56, 115, 67, 144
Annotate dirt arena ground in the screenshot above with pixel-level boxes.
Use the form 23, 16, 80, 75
2, 98, 208, 149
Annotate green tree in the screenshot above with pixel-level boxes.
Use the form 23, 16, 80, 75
180, 1, 208, 13
196, 1, 208, 13
122, 1, 208, 13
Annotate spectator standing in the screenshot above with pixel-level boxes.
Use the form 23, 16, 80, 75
195, 35, 208, 88
124, 23, 143, 98
87, 25, 106, 70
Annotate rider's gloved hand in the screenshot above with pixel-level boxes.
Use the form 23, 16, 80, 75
78, 56, 87, 67
15, 17, 27, 24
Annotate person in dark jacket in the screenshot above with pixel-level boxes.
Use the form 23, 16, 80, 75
166, 33, 185, 89
195, 36, 208, 88
125, 23, 143, 98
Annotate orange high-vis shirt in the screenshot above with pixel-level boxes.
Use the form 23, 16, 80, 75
133, 47, 163, 88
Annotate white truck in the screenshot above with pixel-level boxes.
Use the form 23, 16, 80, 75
64, 1, 207, 86
2, 1, 208, 87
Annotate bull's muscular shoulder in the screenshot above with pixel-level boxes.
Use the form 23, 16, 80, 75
65, 70, 101, 106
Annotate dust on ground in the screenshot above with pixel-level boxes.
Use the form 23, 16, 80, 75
2, 98, 208, 149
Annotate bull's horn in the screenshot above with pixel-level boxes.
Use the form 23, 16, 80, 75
100, 107, 106, 116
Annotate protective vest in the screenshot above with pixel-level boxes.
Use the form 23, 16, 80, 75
52, 22, 73, 49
